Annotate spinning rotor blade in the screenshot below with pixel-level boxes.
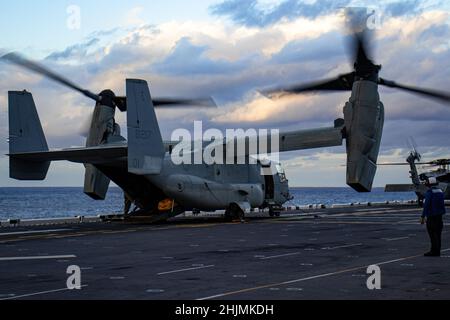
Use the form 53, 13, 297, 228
428, 159, 450, 166
113, 96, 127, 112
378, 162, 412, 166
353, 32, 373, 69
262, 9, 378, 99
1, 52, 101, 102
379, 161, 448, 166
113, 96, 217, 111
152, 97, 217, 108
345, 8, 376, 70
2, 52, 217, 111
261, 73, 355, 99
379, 78, 450, 104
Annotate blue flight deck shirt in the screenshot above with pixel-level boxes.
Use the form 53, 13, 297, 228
422, 187, 446, 218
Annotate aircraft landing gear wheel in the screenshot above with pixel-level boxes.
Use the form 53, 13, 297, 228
225, 204, 245, 223
238, 208, 245, 223
224, 208, 233, 222
269, 208, 275, 217
269, 207, 281, 218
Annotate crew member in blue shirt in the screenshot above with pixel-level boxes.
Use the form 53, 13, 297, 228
421, 177, 446, 257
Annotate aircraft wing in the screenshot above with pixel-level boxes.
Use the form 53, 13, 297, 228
219, 124, 344, 156
8, 145, 128, 164
278, 126, 344, 152
8, 123, 344, 165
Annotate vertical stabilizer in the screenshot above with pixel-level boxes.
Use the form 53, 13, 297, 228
126, 79, 165, 175
8, 91, 50, 180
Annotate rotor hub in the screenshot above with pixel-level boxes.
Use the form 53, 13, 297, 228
99, 89, 116, 108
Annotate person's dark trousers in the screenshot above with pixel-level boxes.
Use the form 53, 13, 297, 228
426, 215, 444, 255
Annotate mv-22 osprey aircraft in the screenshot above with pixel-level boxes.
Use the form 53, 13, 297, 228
3, 11, 450, 222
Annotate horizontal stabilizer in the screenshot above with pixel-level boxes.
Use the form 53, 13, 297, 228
9, 145, 127, 164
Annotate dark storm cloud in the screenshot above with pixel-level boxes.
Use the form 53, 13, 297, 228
210, 0, 351, 27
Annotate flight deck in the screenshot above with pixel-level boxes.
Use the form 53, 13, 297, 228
0, 203, 449, 300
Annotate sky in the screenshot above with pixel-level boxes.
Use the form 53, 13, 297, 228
0, 0, 450, 188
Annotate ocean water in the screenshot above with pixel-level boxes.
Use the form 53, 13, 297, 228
0, 187, 416, 220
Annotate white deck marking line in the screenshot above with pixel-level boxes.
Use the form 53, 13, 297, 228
0, 255, 76, 262
197, 248, 450, 300
401, 219, 422, 223
383, 237, 410, 241
322, 243, 363, 250
0, 229, 71, 237
334, 216, 417, 220
260, 252, 301, 260
320, 208, 421, 218
101, 230, 137, 235
276, 220, 415, 226
158, 265, 215, 275
48, 234, 87, 239
0, 285, 88, 301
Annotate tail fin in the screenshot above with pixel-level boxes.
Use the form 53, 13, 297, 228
126, 79, 165, 175
8, 91, 50, 180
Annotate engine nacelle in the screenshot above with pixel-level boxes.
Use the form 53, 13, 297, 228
344, 80, 385, 192
84, 104, 115, 200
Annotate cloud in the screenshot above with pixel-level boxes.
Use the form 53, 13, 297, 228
152, 37, 245, 75
210, 0, 440, 31
45, 38, 100, 61
124, 6, 146, 26
212, 91, 345, 126
0, 95, 6, 112
271, 31, 347, 64
1, 6, 450, 187
87, 27, 121, 39
384, 0, 422, 17
210, 0, 352, 27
